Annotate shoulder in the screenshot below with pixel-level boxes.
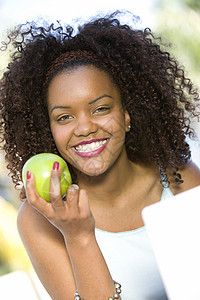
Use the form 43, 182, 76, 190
17, 200, 66, 259
17, 200, 64, 248
168, 160, 200, 195
18, 200, 54, 235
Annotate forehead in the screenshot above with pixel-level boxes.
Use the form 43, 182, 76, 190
47, 65, 121, 101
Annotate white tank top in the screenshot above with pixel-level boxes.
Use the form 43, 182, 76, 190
95, 187, 173, 300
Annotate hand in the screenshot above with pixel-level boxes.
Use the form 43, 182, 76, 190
25, 162, 95, 243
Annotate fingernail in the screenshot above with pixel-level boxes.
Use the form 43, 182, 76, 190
26, 171, 31, 180
53, 161, 59, 171
67, 184, 79, 202
68, 184, 79, 191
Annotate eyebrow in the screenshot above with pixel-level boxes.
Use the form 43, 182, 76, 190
50, 94, 113, 114
88, 94, 113, 104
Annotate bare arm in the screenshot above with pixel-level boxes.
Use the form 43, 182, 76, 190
18, 165, 119, 300
17, 201, 77, 300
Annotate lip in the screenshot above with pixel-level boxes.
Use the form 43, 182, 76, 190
73, 138, 107, 147
72, 138, 109, 158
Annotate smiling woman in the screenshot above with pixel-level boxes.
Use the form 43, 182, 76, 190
47, 65, 130, 177
0, 11, 200, 300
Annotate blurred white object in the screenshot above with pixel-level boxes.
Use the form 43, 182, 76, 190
188, 121, 200, 168
0, 270, 51, 300
188, 137, 200, 168
142, 185, 200, 300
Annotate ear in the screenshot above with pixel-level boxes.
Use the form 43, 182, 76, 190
124, 110, 131, 132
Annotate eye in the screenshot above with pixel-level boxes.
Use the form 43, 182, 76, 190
93, 106, 111, 114
57, 114, 73, 122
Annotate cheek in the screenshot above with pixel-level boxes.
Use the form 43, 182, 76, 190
51, 126, 69, 149
102, 112, 126, 134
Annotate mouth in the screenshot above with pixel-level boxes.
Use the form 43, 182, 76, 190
72, 138, 109, 157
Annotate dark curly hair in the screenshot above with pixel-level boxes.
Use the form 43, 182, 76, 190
0, 11, 199, 199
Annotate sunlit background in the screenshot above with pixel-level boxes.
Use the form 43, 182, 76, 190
0, 0, 200, 298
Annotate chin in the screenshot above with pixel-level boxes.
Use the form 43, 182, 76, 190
73, 160, 110, 178
82, 164, 108, 177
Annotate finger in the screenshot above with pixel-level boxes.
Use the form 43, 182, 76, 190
26, 171, 54, 217
66, 184, 79, 211
78, 189, 91, 216
50, 161, 64, 208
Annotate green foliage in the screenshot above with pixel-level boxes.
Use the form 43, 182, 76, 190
184, 0, 200, 11
0, 197, 31, 276
154, 0, 200, 88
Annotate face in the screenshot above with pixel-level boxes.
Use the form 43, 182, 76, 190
47, 65, 130, 177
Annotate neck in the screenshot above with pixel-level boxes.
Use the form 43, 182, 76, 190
75, 149, 136, 204
75, 150, 161, 207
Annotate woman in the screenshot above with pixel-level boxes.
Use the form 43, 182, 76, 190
0, 11, 200, 300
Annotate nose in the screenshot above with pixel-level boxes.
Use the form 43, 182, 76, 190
74, 114, 98, 137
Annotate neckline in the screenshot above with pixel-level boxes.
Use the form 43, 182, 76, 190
95, 187, 173, 235
95, 224, 146, 236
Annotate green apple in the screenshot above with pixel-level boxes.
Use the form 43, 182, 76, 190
22, 153, 72, 202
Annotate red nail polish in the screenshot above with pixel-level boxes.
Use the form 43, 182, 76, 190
53, 161, 59, 171
26, 171, 31, 180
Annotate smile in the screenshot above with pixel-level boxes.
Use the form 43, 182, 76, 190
72, 139, 109, 157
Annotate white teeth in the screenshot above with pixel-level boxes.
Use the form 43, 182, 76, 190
74, 139, 107, 152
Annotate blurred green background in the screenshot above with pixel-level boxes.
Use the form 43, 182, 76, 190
0, 0, 199, 285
